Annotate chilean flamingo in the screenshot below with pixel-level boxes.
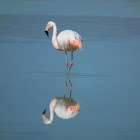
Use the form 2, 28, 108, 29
45, 21, 83, 73
42, 97, 80, 124
45, 21, 83, 94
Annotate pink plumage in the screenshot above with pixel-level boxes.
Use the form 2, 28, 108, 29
45, 21, 83, 51
57, 30, 83, 51
45, 21, 83, 73
42, 97, 80, 124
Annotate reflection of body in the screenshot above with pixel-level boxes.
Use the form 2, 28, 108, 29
42, 97, 80, 124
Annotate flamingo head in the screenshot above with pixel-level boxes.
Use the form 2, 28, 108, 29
42, 109, 52, 124
45, 21, 56, 37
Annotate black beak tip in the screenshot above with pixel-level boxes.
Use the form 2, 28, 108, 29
42, 109, 46, 115
45, 31, 49, 37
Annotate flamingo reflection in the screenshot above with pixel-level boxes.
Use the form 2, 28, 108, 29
42, 97, 80, 124
42, 72, 80, 124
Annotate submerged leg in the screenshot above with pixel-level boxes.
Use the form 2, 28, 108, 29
64, 51, 73, 98
64, 68, 72, 98
64, 80, 67, 98
67, 73, 72, 98
70, 82, 72, 98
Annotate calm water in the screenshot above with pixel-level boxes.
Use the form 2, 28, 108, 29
0, 13, 140, 140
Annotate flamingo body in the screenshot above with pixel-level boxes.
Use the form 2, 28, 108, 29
57, 30, 83, 51
42, 97, 80, 124
54, 97, 80, 119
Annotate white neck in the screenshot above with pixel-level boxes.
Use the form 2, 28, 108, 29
42, 110, 55, 124
51, 24, 60, 50
42, 98, 59, 124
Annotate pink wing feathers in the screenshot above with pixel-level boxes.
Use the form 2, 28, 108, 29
57, 30, 83, 51
68, 38, 83, 50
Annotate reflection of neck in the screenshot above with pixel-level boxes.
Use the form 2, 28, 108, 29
49, 110, 55, 123
42, 110, 55, 124
42, 98, 58, 124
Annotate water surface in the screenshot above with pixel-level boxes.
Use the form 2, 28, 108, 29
0, 14, 140, 140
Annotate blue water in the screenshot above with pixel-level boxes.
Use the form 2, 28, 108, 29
0, 1, 140, 140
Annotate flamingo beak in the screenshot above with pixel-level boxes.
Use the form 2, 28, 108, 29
42, 109, 46, 115
45, 31, 49, 37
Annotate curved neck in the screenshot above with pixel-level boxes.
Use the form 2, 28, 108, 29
52, 24, 61, 50
42, 111, 55, 124
52, 25, 57, 38
42, 98, 58, 124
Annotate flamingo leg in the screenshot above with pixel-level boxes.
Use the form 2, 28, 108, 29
65, 51, 68, 72
64, 51, 73, 98
64, 51, 68, 97
65, 72, 72, 98
68, 51, 73, 74
68, 75, 72, 98
64, 81, 67, 98
64, 71, 72, 98
68, 51, 73, 97
64, 70, 72, 98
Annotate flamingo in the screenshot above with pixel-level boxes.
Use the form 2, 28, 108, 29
42, 97, 80, 124
45, 21, 83, 74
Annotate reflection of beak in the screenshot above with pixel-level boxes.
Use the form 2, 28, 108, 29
42, 109, 46, 115
45, 31, 49, 37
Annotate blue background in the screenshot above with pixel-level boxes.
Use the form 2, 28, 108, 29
0, 0, 140, 140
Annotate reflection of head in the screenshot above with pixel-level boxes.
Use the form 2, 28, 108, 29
42, 97, 80, 124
